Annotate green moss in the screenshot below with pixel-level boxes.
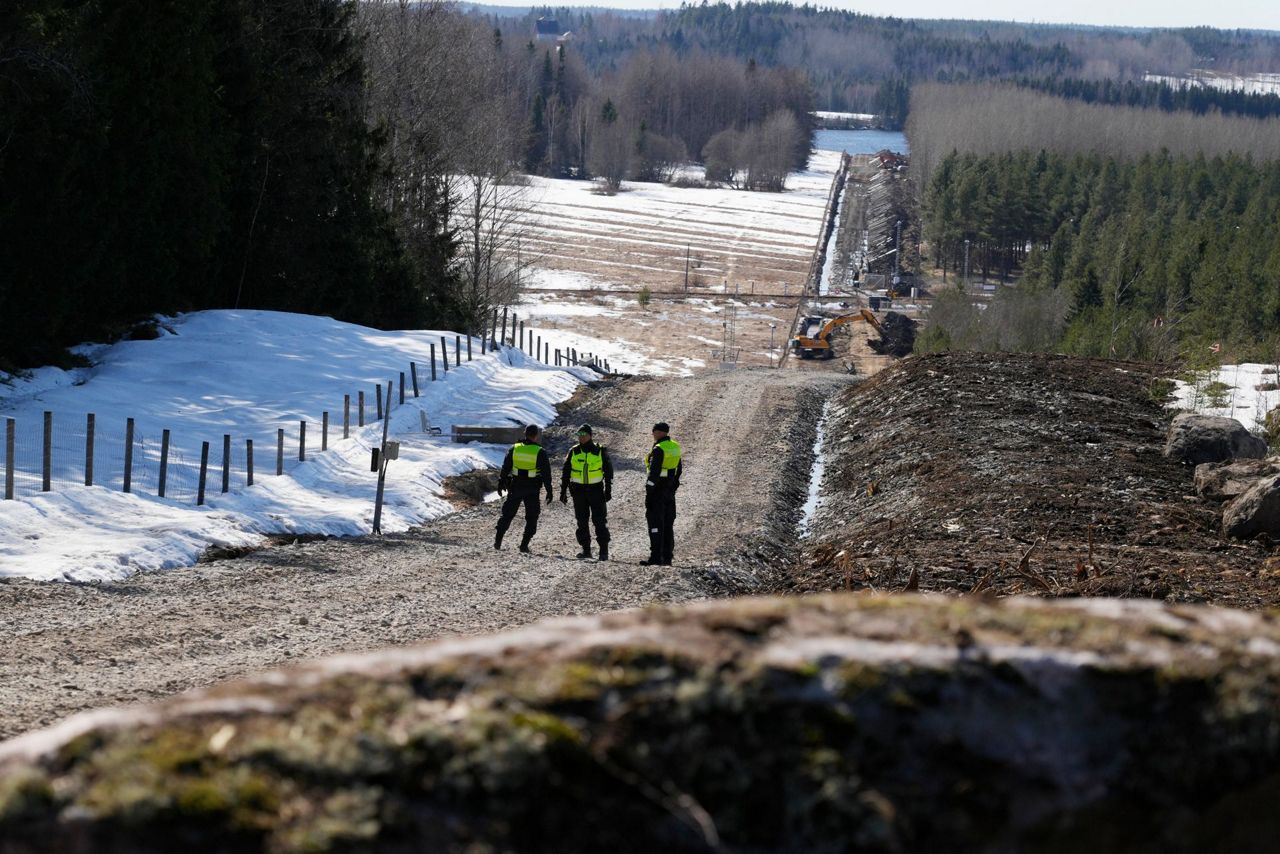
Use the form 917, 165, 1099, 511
509, 711, 583, 746
0, 769, 55, 823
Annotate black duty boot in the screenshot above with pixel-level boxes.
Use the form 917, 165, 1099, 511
576, 549, 593, 560
598, 544, 609, 561
639, 557, 660, 566
519, 540, 532, 554
494, 531, 503, 550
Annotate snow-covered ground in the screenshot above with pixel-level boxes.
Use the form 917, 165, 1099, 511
1171, 363, 1280, 433
0, 311, 592, 582
1144, 71, 1280, 96
813, 110, 876, 122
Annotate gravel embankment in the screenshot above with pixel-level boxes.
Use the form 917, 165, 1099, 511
0, 369, 850, 739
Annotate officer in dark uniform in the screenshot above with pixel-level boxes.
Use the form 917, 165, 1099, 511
560, 423, 613, 560
642, 422, 682, 566
495, 424, 553, 553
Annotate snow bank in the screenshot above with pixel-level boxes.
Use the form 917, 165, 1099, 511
0, 310, 592, 582
1171, 363, 1280, 433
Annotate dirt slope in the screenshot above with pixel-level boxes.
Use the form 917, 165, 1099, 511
0, 370, 850, 740
792, 352, 1280, 607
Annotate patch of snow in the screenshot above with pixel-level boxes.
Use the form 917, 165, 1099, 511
0, 310, 594, 581
1170, 362, 1280, 433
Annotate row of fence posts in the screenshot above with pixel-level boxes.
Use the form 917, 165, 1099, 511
2, 308, 612, 505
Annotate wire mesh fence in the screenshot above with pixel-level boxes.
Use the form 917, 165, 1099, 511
0, 323, 536, 508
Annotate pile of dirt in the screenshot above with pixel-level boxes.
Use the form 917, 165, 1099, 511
791, 352, 1280, 608
869, 310, 917, 357
2, 593, 1277, 853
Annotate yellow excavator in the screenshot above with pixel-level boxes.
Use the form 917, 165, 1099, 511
791, 308, 883, 359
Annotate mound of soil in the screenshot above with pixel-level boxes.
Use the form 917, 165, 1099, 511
793, 352, 1280, 608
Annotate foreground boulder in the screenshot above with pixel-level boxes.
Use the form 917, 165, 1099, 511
1195, 458, 1280, 502
1223, 473, 1280, 539
1, 594, 1279, 853
1164, 413, 1266, 464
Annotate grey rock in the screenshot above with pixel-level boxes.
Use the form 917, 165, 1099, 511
1164, 413, 1266, 464
1194, 459, 1280, 502
1223, 472, 1280, 539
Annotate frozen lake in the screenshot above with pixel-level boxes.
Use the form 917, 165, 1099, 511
813, 128, 908, 154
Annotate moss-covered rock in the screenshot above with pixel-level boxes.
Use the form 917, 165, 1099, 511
1, 594, 1279, 853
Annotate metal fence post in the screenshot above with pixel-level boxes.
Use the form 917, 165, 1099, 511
158, 429, 170, 498
399, 371, 405, 405
344, 395, 351, 438
85, 413, 95, 487
441, 337, 449, 373
455, 335, 461, 366
195, 445, 208, 504
375, 384, 383, 420
123, 417, 134, 494
5, 418, 15, 500
246, 439, 254, 487
411, 363, 420, 397
222, 434, 231, 493
358, 391, 365, 427
430, 345, 437, 380
197, 442, 209, 506
501, 307, 508, 346
466, 336, 472, 362
42, 411, 52, 492
276, 428, 284, 475
322, 411, 329, 451
299, 420, 306, 461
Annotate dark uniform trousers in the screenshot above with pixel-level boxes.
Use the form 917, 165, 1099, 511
645, 487, 677, 564
497, 483, 541, 545
570, 485, 610, 550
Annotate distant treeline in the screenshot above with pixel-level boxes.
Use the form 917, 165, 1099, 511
1, 0, 451, 368
1015, 77, 1280, 121
499, 42, 813, 182
907, 84, 1280, 183
481, 4, 1280, 123
921, 149, 1280, 361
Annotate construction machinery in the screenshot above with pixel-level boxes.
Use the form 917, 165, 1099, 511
791, 308, 883, 359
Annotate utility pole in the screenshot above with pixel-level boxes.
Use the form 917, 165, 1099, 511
769, 323, 777, 368
684, 245, 690, 292
963, 238, 971, 291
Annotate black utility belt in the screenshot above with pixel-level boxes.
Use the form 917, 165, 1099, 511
514, 470, 539, 477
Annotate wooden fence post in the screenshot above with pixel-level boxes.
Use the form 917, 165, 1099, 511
358, 391, 365, 427
197, 441, 209, 506
158, 429, 170, 498
85, 413, 95, 487
376, 384, 383, 420
399, 371, 405, 405
430, 345, 438, 380
411, 363, 420, 397
322, 411, 329, 451
299, 421, 306, 461
42, 411, 52, 492
466, 335, 472, 361
555, 349, 561, 366
123, 417, 135, 494
491, 310, 499, 348
276, 428, 284, 476
501, 307, 508, 346
454, 335, 461, 367
441, 337, 449, 373
5, 418, 16, 500
246, 439, 254, 487
519, 321, 525, 351
344, 395, 351, 438
222, 433, 231, 493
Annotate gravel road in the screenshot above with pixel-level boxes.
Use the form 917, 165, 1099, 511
0, 369, 850, 739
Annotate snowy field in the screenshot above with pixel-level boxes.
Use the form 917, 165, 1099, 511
1145, 71, 1280, 96
522, 151, 840, 292
1172, 363, 1280, 433
0, 311, 591, 582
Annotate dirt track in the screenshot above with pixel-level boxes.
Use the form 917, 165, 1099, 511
0, 369, 850, 739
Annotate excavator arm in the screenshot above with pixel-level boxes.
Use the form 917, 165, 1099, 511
792, 309, 882, 356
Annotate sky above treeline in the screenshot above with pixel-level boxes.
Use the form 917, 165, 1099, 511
483, 1, 1279, 32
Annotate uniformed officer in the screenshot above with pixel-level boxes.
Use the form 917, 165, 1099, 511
495, 424, 553, 553
641, 422, 682, 566
560, 423, 613, 560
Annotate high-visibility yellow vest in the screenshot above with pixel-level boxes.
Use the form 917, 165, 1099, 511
646, 438, 682, 477
511, 442, 540, 477
569, 447, 605, 485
